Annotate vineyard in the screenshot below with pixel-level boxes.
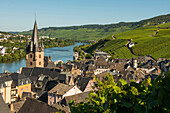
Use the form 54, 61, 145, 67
18, 14, 170, 41
82, 22, 170, 59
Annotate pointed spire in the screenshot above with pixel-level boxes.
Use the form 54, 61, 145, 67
31, 20, 39, 46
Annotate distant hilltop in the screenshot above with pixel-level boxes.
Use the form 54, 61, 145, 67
16, 14, 170, 41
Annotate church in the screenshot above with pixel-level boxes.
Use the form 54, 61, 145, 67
26, 20, 55, 68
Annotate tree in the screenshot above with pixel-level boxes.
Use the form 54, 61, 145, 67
69, 71, 170, 113
85, 53, 92, 59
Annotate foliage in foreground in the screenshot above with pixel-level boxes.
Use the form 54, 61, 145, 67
69, 71, 170, 113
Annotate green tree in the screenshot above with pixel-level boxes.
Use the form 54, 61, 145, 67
70, 71, 170, 113
85, 53, 92, 59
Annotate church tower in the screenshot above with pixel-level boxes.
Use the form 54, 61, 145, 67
26, 20, 44, 67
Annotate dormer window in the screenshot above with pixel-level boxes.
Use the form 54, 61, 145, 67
20, 81, 23, 85
26, 80, 29, 84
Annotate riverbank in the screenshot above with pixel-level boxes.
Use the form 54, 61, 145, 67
0, 42, 85, 73
0, 38, 75, 63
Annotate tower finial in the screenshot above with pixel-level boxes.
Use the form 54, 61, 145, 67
35, 11, 37, 20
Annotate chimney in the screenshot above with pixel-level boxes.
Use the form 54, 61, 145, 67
49, 56, 52, 61
133, 59, 138, 68
10, 103, 14, 111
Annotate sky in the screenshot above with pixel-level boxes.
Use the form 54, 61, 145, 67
0, 0, 169, 32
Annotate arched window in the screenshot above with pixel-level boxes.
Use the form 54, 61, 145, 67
39, 55, 41, 58
39, 62, 41, 65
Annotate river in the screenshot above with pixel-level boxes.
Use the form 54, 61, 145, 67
0, 42, 84, 73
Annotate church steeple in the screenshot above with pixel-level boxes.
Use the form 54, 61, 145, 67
26, 18, 44, 68
31, 20, 40, 50
32, 20, 39, 46
27, 19, 44, 53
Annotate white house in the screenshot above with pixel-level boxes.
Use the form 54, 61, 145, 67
0, 46, 6, 56
128, 41, 135, 48
41, 36, 49, 39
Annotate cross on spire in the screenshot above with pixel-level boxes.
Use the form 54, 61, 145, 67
35, 11, 37, 20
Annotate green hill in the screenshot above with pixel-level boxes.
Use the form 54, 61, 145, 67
82, 22, 170, 59
19, 14, 170, 41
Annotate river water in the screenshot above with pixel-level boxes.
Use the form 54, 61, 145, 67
0, 42, 84, 73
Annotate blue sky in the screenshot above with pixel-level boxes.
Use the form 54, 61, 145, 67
0, 0, 169, 32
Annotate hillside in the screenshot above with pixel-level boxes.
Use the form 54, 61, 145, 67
19, 14, 170, 41
82, 22, 170, 59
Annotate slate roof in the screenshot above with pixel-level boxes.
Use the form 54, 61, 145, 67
95, 56, 107, 66
0, 94, 10, 113
21, 67, 61, 81
21, 67, 33, 77
11, 100, 25, 113
18, 98, 61, 113
77, 77, 91, 91
95, 72, 109, 81
46, 62, 56, 68
63, 64, 74, 71
141, 60, 159, 68
72, 61, 83, 69
31, 67, 45, 76
61, 91, 90, 108
88, 63, 96, 70
10, 73, 31, 86
0, 75, 12, 87
48, 83, 74, 95
44, 80, 58, 91
52, 104, 70, 113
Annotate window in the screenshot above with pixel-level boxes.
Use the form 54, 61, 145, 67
20, 81, 23, 85
50, 94, 52, 99
26, 80, 28, 84
1, 84, 3, 88
39, 55, 41, 58
11, 91, 15, 95
21, 88, 23, 93
26, 87, 28, 91
39, 62, 41, 65
30, 54, 32, 58
30, 62, 32, 65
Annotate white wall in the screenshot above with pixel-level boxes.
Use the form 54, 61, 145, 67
63, 86, 82, 98
5, 81, 12, 104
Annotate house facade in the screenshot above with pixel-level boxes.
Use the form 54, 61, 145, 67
0, 73, 31, 103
